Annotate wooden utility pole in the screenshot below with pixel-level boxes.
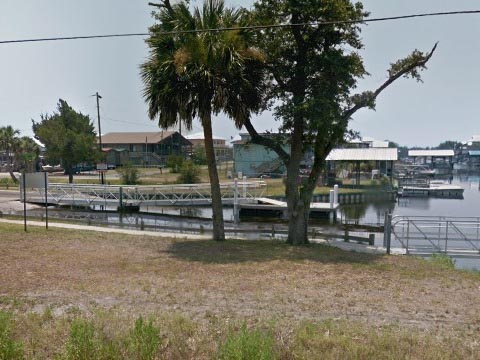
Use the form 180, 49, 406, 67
94, 92, 104, 184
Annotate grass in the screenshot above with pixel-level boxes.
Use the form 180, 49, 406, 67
0, 223, 479, 358
1, 312, 478, 359
0, 312, 24, 360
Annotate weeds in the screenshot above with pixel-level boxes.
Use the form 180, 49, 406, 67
430, 253, 456, 270
0, 311, 24, 360
125, 317, 161, 360
63, 319, 98, 360
218, 323, 277, 360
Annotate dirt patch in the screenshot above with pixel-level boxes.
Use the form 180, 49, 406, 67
0, 223, 479, 334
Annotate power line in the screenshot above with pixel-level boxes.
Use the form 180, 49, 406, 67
1, 10, 480, 45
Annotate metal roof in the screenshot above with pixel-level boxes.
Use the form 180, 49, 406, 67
101, 131, 180, 144
408, 150, 454, 157
185, 132, 225, 141
326, 148, 398, 161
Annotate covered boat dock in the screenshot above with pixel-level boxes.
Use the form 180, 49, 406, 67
326, 147, 398, 185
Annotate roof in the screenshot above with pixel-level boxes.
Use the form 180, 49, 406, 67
326, 148, 398, 161
408, 150, 454, 157
469, 150, 480, 156
101, 131, 178, 144
185, 132, 225, 141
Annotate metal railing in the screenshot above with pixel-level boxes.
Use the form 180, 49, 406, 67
22, 181, 267, 208
386, 215, 480, 257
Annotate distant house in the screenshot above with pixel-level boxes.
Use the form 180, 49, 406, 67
347, 137, 389, 149
185, 132, 232, 160
232, 133, 291, 178
455, 135, 480, 172
100, 131, 192, 166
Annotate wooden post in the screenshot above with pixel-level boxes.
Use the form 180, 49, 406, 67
234, 178, 239, 224
368, 233, 375, 246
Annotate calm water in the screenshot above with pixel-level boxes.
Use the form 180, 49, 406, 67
338, 175, 480, 270
339, 176, 480, 225
26, 175, 480, 269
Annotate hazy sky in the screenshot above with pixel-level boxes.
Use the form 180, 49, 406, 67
1, 0, 479, 147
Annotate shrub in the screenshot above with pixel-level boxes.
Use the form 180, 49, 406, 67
218, 324, 277, 360
191, 147, 207, 165
0, 311, 24, 360
0, 177, 15, 189
118, 163, 140, 185
177, 161, 200, 184
166, 155, 184, 173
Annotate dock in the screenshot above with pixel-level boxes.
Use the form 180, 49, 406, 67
238, 197, 339, 220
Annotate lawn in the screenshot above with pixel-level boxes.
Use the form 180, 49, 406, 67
0, 223, 479, 359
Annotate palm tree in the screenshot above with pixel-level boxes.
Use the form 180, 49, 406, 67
15, 136, 40, 173
0, 126, 21, 182
141, 0, 265, 241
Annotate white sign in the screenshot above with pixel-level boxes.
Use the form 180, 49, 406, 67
96, 163, 108, 171
21, 172, 46, 189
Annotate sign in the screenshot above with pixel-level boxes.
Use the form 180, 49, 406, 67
96, 163, 108, 171
20, 172, 46, 189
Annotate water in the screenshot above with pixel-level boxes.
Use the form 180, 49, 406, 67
338, 175, 480, 270
24, 175, 480, 270
339, 175, 480, 225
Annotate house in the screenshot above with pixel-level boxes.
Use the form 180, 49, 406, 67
100, 131, 192, 166
184, 132, 232, 160
232, 133, 291, 178
455, 135, 480, 172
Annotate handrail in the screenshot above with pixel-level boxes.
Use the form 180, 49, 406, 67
389, 215, 480, 256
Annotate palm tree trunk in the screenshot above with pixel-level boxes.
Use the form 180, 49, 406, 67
202, 114, 225, 241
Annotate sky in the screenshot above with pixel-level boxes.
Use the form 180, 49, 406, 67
0, 0, 479, 148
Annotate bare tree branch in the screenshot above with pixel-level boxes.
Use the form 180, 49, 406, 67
148, 1, 173, 14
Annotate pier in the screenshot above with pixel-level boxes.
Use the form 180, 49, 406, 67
20, 180, 339, 221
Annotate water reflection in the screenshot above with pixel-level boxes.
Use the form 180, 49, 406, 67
340, 176, 480, 225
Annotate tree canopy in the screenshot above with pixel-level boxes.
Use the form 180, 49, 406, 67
244, 0, 436, 244
32, 99, 99, 183
141, 0, 265, 241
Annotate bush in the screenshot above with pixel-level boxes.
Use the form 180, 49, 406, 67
177, 161, 200, 184
118, 163, 140, 185
191, 147, 207, 165
0, 177, 15, 189
166, 155, 184, 173
0, 311, 24, 360
218, 324, 277, 360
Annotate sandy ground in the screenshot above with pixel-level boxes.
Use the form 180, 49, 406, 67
0, 189, 41, 214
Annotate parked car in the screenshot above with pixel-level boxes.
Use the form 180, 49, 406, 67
42, 164, 64, 173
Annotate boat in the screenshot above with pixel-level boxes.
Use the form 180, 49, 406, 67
398, 180, 464, 198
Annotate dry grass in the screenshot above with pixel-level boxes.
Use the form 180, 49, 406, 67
1, 223, 479, 358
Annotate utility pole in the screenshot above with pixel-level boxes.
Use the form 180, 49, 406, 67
94, 92, 104, 184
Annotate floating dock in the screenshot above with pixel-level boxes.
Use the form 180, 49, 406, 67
238, 197, 339, 220
398, 183, 464, 198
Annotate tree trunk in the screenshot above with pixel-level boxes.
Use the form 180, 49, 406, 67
7, 157, 18, 183
202, 114, 225, 241
286, 197, 310, 245
8, 170, 18, 184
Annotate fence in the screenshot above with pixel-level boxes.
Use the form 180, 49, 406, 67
384, 215, 480, 257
